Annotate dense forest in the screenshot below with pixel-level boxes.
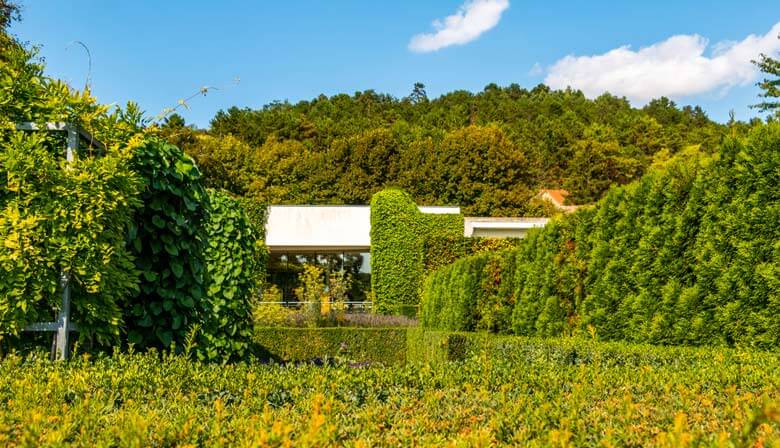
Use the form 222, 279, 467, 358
164, 83, 752, 216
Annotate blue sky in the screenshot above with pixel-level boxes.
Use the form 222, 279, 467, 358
11, 1, 780, 128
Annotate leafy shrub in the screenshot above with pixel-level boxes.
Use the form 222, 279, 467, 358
252, 304, 295, 328
322, 270, 350, 317
126, 138, 265, 360
199, 189, 262, 362
334, 313, 418, 328
125, 136, 208, 350
423, 235, 519, 274
294, 264, 326, 325
0, 335, 777, 446
252, 284, 296, 327
253, 327, 408, 364
0, 133, 142, 343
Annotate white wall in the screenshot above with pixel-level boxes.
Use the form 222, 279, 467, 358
265, 206, 371, 252
265, 205, 462, 252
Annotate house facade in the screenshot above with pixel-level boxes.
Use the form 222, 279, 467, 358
264, 204, 549, 301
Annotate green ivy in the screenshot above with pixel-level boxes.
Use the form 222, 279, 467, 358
369, 188, 463, 314
125, 136, 208, 350
199, 189, 262, 362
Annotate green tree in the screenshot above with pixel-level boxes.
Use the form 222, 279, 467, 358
752, 43, 780, 116
0, 0, 20, 55
409, 82, 428, 104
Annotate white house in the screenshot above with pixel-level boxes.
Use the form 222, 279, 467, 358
265, 205, 549, 254
264, 204, 549, 300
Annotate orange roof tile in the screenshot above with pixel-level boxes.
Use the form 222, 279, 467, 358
539, 189, 570, 206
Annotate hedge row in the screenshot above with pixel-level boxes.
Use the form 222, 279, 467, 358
1, 335, 777, 445
422, 124, 780, 349
253, 327, 496, 365
254, 327, 409, 364
369, 188, 517, 314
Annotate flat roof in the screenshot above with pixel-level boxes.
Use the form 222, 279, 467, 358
464, 217, 549, 237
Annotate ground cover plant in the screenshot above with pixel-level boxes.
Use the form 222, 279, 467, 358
0, 335, 778, 446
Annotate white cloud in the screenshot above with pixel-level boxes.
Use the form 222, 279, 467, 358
409, 0, 509, 53
544, 22, 780, 104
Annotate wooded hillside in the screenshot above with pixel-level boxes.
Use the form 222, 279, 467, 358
166, 84, 737, 216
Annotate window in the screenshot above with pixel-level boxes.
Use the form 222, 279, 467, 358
266, 252, 371, 302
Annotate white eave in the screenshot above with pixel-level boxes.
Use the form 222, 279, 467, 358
464, 217, 549, 237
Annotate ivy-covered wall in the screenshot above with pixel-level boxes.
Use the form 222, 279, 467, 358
369, 189, 463, 314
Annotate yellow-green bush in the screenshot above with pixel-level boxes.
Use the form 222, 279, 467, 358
0, 337, 777, 446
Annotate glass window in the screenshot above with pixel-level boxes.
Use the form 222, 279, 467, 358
266, 251, 372, 302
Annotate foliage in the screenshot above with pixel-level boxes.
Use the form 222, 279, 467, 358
1, 40, 269, 358
752, 36, 780, 116
421, 124, 780, 349
199, 189, 261, 362
369, 188, 463, 313
322, 270, 350, 316
423, 235, 518, 274
238, 195, 269, 240
252, 303, 295, 328
0, 0, 19, 55
370, 189, 426, 313
126, 138, 264, 360
124, 137, 208, 350
253, 327, 408, 364
421, 253, 493, 332
0, 336, 777, 445
332, 313, 418, 328
179, 85, 730, 216
294, 264, 326, 326
0, 133, 141, 343
251, 285, 294, 327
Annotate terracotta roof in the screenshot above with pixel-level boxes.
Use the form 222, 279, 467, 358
538, 189, 570, 207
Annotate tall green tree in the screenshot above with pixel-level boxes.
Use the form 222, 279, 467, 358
752, 43, 780, 116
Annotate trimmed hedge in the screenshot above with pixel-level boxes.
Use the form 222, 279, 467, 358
370, 188, 520, 315
421, 124, 780, 349
2, 337, 778, 445
369, 189, 463, 314
253, 327, 493, 365
254, 327, 409, 364
423, 235, 519, 274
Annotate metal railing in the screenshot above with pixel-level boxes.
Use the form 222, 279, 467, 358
256, 301, 374, 312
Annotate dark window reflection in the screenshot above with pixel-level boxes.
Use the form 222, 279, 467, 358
267, 252, 371, 302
